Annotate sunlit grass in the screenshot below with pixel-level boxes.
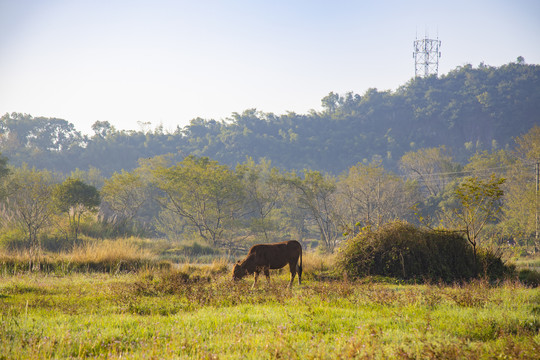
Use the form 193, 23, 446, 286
69, 238, 154, 263
0, 269, 538, 359
0, 239, 167, 274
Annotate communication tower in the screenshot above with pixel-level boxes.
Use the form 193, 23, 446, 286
413, 36, 441, 78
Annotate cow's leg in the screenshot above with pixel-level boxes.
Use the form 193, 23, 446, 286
263, 267, 271, 285
252, 271, 259, 288
288, 262, 297, 288
296, 261, 302, 285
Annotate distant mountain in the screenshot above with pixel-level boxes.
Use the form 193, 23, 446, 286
1, 60, 539, 176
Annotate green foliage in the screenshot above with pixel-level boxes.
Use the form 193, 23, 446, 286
400, 146, 460, 197
0, 228, 27, 251
77, 216, 145, 239
2, 62, 539, 176
53, 177, 100, 241
54, 178, 100, 213
440, 175, 505, 261
152, 156, 245, 248
1, 62, 539, 256
0, 228, 75, 253
101, 170, 147, 223
337, 221, 512, 282
0, 152, 9, 200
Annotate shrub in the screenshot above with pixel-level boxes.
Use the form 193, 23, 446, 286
518, 269, 540, 287
337, 221, 511, 283
0, 227, 78, 252
163, 242, 220, 257
477, 249, 515, 281
39, 232, 78, 252
0, 228, 28, 251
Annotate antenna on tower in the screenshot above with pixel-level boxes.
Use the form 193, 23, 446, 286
413, 33, 441, 78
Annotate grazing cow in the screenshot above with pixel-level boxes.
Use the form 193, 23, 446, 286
232, 240, 302, 288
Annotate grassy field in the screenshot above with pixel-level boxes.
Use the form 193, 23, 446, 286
0, 265, 539, 359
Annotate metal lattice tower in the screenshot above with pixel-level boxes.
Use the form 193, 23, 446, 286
413, 36, 441, 78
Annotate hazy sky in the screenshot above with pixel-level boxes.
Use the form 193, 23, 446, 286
1, 0, 539, 134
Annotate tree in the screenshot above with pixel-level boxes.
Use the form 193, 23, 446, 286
152, 156, 245, 248
464, 149, 514, 175
0, 113, 83, 152
440, 175, 505, 264
285, 170, 340, 252
1, 166, 55, 258
236, 157, 286, 241
69, 166, 105, 189
500, 126, 540, 250
0, 152, 9, 200
2, 62, 540, 177
400, 146, 460, 197
515, 125, 540, 161
91, 120, 115, 138
321, 92, 340, 114
337, 162, 420, 235
54, 178, 100, 241
101, 170, 149, 228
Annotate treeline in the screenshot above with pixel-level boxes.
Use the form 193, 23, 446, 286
1, 60, 539, 176
0, 124, 538, 256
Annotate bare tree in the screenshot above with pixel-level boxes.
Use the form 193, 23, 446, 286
337, 162, 420, 236
285, 170, 340, 252
400, 146, 459, 197
236, 158, 287, 241
1, 166, 55, 265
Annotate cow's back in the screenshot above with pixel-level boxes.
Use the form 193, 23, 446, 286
248, 240, 301, 269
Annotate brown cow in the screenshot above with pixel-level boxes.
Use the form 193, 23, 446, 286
232, 240, 303, 288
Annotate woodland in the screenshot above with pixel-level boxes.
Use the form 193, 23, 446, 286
0, 59, 539, 259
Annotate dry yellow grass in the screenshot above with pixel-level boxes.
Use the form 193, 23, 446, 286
0, 238, 162, 273
301, 251, 336, 275
68, 238, 154, 263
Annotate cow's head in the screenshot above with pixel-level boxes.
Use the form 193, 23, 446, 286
232, 261, 248, 281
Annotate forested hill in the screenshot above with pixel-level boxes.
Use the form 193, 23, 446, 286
1, 60, 539, 176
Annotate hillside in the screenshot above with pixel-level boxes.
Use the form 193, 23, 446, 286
1, 60, 539, 176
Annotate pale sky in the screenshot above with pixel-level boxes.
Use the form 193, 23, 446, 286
1, 0, 539, 135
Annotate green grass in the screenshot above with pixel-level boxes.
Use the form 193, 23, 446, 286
0, 271, 538, 359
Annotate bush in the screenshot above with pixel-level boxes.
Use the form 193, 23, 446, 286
518, 269, 540, 287
39, 232, 78, 252
477, 249, 515, 281
337, 221, 512, 283
163, 242, 220, 257
0, 228, 27, 251
0, 227, 83, 252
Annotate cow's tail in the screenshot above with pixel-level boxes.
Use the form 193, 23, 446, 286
297, 247, 303, 285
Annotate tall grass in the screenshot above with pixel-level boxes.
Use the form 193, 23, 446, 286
0, 238, 169, 274
300, 251, 338, 280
